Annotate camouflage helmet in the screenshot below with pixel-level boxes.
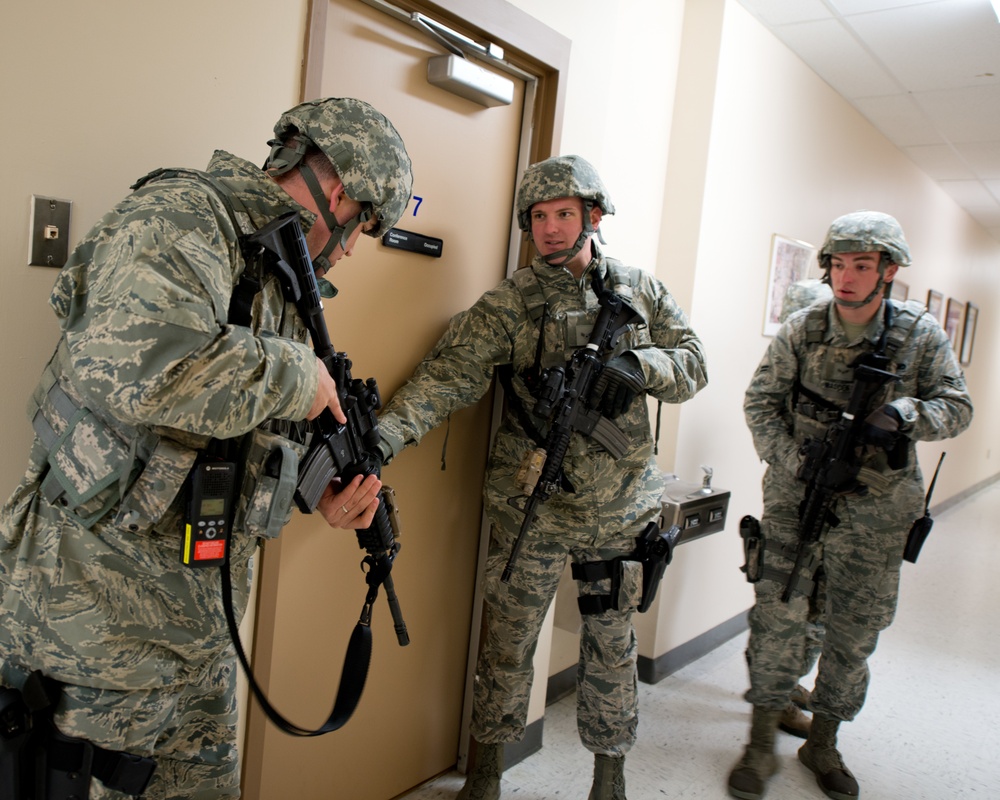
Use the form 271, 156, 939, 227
515, 155, 615, 232
267, 97, 413, 237
818, 210, 911, 269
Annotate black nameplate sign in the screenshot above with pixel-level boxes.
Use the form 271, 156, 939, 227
381, 228, 443, 258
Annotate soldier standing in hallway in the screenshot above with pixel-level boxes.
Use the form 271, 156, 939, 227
376, 155, 707, 800
730, 211, 973, 800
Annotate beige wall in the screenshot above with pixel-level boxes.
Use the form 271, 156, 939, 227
0, 0, 309, 496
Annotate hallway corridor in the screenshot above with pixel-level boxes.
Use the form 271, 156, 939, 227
399, 478, 1000, 799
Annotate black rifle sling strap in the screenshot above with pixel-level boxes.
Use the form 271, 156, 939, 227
220, 557, 374, 736
132, 167, 375, 734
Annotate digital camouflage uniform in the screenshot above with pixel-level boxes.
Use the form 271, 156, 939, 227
378, 250, 707, 755
0, 99, 413, 799
743, 296, 972, 722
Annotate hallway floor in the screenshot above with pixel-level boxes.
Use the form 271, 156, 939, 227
398, 479, 1000, 799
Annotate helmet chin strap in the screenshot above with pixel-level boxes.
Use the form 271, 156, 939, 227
825, 260, 888, 309
298, 162, 368, 277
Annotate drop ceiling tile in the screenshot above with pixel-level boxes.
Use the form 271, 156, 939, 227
773, 18, 899, 98
954, 143, 1000, 179
737, 0, 833, 26
914, 84, 1000, 142
938, 179, 999, 206
846, 0, 1000, 93
829, 0, 944, 13
903, 144, 977, 180
852, 94, 945, 146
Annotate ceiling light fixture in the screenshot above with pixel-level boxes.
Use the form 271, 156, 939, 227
991, 0, 1000, 23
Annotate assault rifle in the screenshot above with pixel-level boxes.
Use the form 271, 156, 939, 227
217, 212, 406, 738
501, 272, 644, 583
248, 211, 408, 646
782, 349, 899, 602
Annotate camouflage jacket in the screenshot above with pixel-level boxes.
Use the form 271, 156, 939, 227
378, 252, 707, 537
4, 150, 322, 544
744, 298, 973, 510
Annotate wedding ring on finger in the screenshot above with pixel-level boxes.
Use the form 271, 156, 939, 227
342, 504, 349, 515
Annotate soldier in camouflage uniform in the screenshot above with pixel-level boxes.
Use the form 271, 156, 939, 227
730, 212, 972, 800
376, 155, 707, 800
0, 98, 413, 799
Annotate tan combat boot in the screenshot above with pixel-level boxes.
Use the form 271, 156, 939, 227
588, 753, 626, 800
728, 707, 781, 799
797, 715, 860, 800
458, 740, 504, 800
778, 701, 811, 739
790, 683, 812, 709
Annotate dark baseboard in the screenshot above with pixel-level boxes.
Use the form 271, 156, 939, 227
545, 607, 751, 705
546, 662, 577, 706
503, 717, 543, 768
638, 608, 749, 684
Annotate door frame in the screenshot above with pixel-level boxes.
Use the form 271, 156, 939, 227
302, 0, 569, 167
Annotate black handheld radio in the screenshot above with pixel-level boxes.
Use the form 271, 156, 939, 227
181, 461, 237, 568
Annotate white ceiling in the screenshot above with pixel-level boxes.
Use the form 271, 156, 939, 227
737, 0, 1000, 241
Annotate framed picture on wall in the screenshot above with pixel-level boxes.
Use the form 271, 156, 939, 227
926, 289, 943, 322
763, 234, 816, 336
891, 279, 910, 301
960, 303, 978, 366
944, 298, 964, 349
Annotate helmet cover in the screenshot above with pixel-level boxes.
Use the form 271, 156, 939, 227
819, 210, 911, 268
270, 97, 413, 236
515, 155, 615, 232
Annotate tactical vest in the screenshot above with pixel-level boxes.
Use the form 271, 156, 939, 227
792, 299, 924, 493
27, 168, 306, 541
501, 259, 651, 452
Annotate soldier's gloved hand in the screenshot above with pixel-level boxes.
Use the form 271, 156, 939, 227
862, 404, 903, 450
817, 459, 862, 493
590, 352, 645, 419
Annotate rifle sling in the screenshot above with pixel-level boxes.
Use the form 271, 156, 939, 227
221, 555, 372, 736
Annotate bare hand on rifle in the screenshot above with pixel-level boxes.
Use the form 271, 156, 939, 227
317, 473, 382, 529
307, 356, 347, 423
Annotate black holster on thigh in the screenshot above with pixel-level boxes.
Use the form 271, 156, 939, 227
0, 671, 156, 799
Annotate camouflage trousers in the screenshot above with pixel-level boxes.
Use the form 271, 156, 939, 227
745, 497, 907, 721
471, 516, 652, 757
0, 487, 257, 799
1, 659, 240, 799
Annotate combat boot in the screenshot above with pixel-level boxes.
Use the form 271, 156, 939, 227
790, 683, 812, 709
588, 753, 626, 800
457, 740, 504, 800
797, 715, 859, 800
778, 701, 811, 739
728, 707, 781, 799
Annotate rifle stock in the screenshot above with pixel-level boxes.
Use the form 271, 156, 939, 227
501, 275, 644, 584
248, 212, 408, 646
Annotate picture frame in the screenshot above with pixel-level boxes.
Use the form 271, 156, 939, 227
763, 234, 817, 336
926, 289, 943, 322
891, 278, 910, 301
944, 298, 964, 350
960, 302, 978, 366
